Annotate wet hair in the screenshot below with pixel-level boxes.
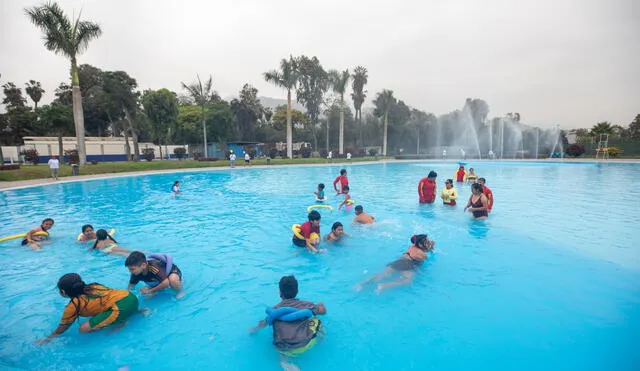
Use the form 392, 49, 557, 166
469, 168, 474, 171
308, 210, 321, 221
57, 273, 99, 323
81, 224, 93, 233
355, 205, 363, 213
125, 251, 147, 267
340, 169, 347, 175
42, 218, 54, 225
445, 179, 453, 185
478, 177, 486, 184
428, 170, 437, 178
411, 234, 429, 248
91, 229, 117, 250
173, 181, 180, 186
279, 275, 299, 299
331, 222, 343, 231
472, 183, 484, 193
318, 183, 325, 190
343, 185, 350, 192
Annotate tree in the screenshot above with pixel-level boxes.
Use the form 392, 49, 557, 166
26, 2, 102, 165
230, 84, 263, 141
590, 121, 614, 137
271, 105, 309, 131
25, 80, 45, 109
328, 69, 350, 155
628, 114, 640, 140
351, 66, 368, 146
264, 56, 298, 158
2, 82, 26, 108
373, 90, 397, 156
39, 102, 74, 157
141, 89, 179, 159
102, 71, 141, 160
181, 75, 216, 157
296, 55, 329, 150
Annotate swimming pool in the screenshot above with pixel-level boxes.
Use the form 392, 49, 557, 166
0, 161, 638, 370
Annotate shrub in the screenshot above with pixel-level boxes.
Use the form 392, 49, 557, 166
173, 147, 187, 160
0, 164, 20, 170
292, 149, 300, 158
269, 148, 278, 159
23, 149, 39, 165
192, 152, 202, 160
320, 149, 328, 158
90, 161, 98, 165
565, 144, 585, 157
142, 148, 155, 161
248, 149, 257, 158
358, 148, 366, 156
64, 149, 79, 164
224, 150, 232, 160
368, 148, 378, 156
300, 146, 311, 158
607, 146, 622, 158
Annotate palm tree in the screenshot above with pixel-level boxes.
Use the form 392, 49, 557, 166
329, 69, 350, 155
25, 80, 45, 109
373, 90, 396, 156
264, 56, 298, 159
25, 2, 102, 165
590, 121, 614, 137
181, 75, 215, 158
351, 66, 368, 146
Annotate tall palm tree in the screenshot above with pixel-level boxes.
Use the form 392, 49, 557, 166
329, 69, 350, 155
25, 2, 102, 165
590, 121, 614, 137
351, 66, 368, 146
264, 56, 298, 159
25, 80, 45, 109
181, 75, 214, 158
373, 90, 396, 156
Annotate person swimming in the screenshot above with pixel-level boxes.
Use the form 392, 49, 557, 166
36, 273, 139, 344
325, 222, 349, 242
172, 181, 181, 195
90, 229, 132, 257
338, 186, 352, 210
464, 183, 489, 219
292, 211, 322, 253
21, 218, 54, 250
353, 205, 375, 224
357, 234, 435, 294
78, 224, 96, 242
125, 251, 183, 298
314, 183, 326, 201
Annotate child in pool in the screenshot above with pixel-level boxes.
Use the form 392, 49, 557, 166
325, 222, 349, 242
125, 251, 183, 297
90, 229, 132, 257
337, 186, 352, 209
292, 211, 322, 253
314, 183, 326, 201
357, 234, 435, 294
466, 168, 478, 183
249, 275, 327, 371
172, 181, 181, 195
22, 218, 54, 251
36, 273, 139, 344
78, 224, 96, 242
353, 205, 375, 224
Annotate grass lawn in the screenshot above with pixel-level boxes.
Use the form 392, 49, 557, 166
0, 157, 384, 181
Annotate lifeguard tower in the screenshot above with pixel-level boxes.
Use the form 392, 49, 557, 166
595, 134, 609, 160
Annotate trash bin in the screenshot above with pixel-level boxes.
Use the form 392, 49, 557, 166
71, 164, 80, 176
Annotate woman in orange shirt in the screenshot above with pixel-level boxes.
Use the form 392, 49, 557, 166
37, 273, 139, 344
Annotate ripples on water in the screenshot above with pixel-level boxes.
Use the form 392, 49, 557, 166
0, 161, 639, 370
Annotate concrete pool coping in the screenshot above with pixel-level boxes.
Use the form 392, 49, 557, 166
1, 158, 638, 191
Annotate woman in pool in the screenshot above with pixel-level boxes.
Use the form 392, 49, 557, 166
22, 218, 54, 251
36, 273, 139, 344
90, 229, 132, 257
466, 168, 478, 183
325, 222, 349, 242
440, 179, 458, 206
78, 224, 97, 242
172, 181, 181, 195
464, 183, 489, 219
357, 234, 435, 294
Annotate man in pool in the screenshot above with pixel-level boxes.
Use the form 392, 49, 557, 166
477, 177, 493, 212
249, 275, 326, 371
125, 251, 183, 297
333, 169, 349, 195
292, 211, 321, 253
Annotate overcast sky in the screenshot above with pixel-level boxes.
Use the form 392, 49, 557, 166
1, 0, 638, 129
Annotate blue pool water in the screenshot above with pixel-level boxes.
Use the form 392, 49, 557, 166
1, 161, 639, 370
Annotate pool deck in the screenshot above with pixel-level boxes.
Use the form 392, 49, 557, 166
1, 158, 637, 191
